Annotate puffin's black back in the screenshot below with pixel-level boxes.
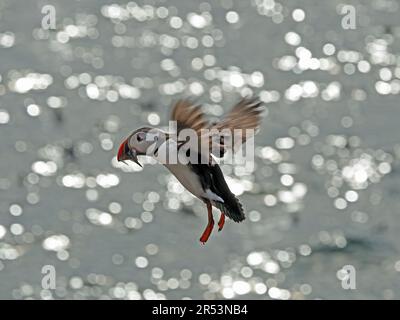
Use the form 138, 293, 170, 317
190, 162, 245, 222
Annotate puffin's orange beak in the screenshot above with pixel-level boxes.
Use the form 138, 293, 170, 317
117, 139, 142, 167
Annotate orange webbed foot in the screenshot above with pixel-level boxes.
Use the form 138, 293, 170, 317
218, 213, 225, 232
199, 201, 215, 244
199, 220, 214, 244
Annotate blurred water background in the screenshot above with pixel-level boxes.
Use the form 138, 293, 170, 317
0, 0, 400, 300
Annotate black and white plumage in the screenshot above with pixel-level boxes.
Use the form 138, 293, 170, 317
117, 97, 263, 244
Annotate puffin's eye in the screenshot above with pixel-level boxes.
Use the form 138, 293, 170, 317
137, 133, 144, 142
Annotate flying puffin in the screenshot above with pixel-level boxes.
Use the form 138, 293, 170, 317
117, 98, 263, 244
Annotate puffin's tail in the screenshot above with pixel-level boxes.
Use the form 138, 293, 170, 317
209, 164, 245, 222
215, 196, 245, 222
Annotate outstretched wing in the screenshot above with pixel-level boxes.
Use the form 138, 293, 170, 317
171, 99, 209, 135
201, 97, 263, 158
212, 97, 262, 135
170, 97, 263, 161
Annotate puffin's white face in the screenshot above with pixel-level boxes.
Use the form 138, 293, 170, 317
128, 130, 155, 154
117, 127, 162, 167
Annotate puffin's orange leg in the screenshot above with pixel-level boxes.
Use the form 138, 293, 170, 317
218, 212, 225, 232
199, 201, 214, 244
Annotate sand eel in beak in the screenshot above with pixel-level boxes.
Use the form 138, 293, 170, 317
117, 97, 264, 244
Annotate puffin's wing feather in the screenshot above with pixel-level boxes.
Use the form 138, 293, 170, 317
171, 99, 209, 135
171, 100, 212, 164
212, 97, 263, 137
200, 97, 263, 158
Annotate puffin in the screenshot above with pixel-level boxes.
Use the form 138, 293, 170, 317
117, 98, 263, 244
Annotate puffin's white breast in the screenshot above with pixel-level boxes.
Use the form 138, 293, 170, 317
165, 164, 205, 199
164, 164, 224, 203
